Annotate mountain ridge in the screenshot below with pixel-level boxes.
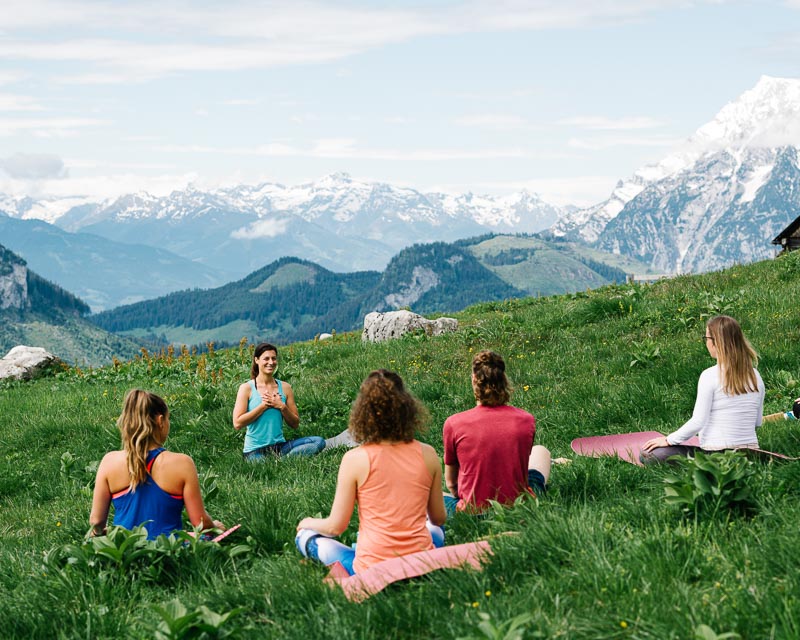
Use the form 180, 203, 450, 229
549, 75, 800, 272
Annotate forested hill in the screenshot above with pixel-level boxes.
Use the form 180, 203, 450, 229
90, 257, 383, 346
0, 243, 140, 364
356, 241, 526, 316
88, 234, 646, 349
0, 243, 90, 318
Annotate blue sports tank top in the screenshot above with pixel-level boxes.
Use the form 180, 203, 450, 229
243, 379, 286, 453
111, 448, 184, 539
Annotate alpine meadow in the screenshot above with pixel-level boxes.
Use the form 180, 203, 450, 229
2, 249, 800, 639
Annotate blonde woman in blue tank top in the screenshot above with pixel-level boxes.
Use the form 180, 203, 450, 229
90, 389, 223, 539
233, 342, 330, 459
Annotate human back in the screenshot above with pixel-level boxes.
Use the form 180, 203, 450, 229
295, 369, 446, 574
641, 315, 765, 462
90, 389, 221, 539
443, 350, 545, 513
444, 404, 534, 510
354, 439, 439, 572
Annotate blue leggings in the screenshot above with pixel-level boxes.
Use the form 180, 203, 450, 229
243, 436, 326, 460
295, 522, 446, 576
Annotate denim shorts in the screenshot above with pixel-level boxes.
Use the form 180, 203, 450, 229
445, 470, 547, 516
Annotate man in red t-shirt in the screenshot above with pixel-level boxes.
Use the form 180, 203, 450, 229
443, 351, 551, 514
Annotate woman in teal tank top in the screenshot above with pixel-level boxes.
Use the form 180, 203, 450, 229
233, 342, 328, 459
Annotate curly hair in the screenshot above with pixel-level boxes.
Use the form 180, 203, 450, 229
348, 370, 428, 444
472, 350, 511, 407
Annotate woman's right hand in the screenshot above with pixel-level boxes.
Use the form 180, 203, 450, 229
642, 436, 669, 452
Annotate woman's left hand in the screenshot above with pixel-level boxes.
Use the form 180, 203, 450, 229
297, 517, 314, 531
262, 391, 285, 410
642, 436, 669, 452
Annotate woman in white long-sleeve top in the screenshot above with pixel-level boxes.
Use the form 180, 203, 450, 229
641, 315, 764, 464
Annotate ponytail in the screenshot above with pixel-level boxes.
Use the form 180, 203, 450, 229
117, 389, 168, 491
472, 350, 511, 407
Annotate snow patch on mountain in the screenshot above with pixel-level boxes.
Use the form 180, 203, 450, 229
550, 76, 800, 246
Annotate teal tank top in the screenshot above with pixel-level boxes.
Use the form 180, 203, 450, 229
243, 379, 286, 453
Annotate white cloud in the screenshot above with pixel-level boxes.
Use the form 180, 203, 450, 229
230, 218, 290, 240
567, 135, 679, 150
0, 171, 199, 201
0, 93, 45, 111
558, 115, 667, 130
156, 138, 532, 161
122, 134, 161, 142
0, 153, 67, 179
0, 1, 714, 83
0, 116, 109, 137
454, 114, 532, 130
222, 98, 259, 106
384, 116, 416, 125
0, 72, 27, 86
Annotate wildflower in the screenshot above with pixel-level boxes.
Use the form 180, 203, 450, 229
472, 602, 479, 608
56, 521, 61, 527
484, 590, 491, 597
620, 621, 628, 629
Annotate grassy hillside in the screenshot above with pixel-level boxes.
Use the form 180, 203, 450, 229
3, 251, 800, 638
465, 234, 645, 295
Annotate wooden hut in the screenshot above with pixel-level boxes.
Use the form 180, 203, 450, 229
772, 216, 800, 253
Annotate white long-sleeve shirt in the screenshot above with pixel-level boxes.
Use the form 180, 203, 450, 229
667, 364, 764, 450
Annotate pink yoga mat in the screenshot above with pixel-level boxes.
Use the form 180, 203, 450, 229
324, 540, 492, 602
571, 431, 700, 466
211, 523, 241, 542
571, 432, 796, 465
188, 523, 242, 542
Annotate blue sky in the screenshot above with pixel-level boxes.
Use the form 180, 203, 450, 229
1, 0, 799, 206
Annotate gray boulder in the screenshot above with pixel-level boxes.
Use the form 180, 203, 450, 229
0, 346, 62, 381
362, 310, 458, 343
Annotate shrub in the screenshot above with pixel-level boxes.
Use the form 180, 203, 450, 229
662, 451, 757, 519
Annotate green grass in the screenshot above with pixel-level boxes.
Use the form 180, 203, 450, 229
2, 251, 800, 638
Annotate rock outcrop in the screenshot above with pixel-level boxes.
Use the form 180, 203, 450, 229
362, 310, 458, 343
0, 262, 28, 310
0, 346, 61, 380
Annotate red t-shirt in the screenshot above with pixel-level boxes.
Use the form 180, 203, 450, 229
443, 404, 535, 512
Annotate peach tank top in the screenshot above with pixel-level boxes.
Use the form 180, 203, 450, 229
353, 441, 435, 573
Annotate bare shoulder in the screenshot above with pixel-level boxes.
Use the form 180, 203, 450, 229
280, 380, 294, 392
160, 450, 196, 470
419, 441, 441, 462
99, 450, 125, 467
237, 380, 252, 394
342, 446, 367, 465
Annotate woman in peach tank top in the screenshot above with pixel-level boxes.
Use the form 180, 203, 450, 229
295, 370, 447, 575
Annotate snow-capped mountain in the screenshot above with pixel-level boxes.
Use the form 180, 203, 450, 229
551, 75, 800, 272
2, 173, 564, 275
